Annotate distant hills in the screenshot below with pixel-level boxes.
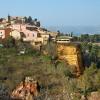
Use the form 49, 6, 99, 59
46, 26, 100, 35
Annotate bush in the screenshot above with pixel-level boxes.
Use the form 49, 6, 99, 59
0, 83, 10, 100
3, 36, 15, 48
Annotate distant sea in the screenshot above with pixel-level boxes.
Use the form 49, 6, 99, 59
46, 26, 100, 36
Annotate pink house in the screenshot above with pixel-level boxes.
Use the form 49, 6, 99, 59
10, 24, 38, 42
23, 30, 38, 41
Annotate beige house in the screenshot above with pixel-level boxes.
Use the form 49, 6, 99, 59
37, 28, 50, 45
31, 37, 43, 46
47, 31, 58, 38
41, 33, 50, 45
10, 30, 21, 40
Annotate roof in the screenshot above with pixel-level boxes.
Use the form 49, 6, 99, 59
57, 36, 73, 39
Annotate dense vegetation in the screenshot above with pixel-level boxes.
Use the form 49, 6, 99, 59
24, 16, 41, 27
58, 31, 100, 43
73, 34, 100, 43
0, 37, 100, 100
81, 42, 100, 68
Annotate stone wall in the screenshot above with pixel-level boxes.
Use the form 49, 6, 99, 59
57, 43, 84, 76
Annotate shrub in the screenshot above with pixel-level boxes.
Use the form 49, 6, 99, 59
3, 36, 15, 48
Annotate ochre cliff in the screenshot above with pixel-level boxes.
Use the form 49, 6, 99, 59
57, 43, 84, 76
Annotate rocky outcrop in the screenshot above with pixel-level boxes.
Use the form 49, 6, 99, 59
88, 92, 100, 100
57, 43, 84, 76
11, 77, 39, 100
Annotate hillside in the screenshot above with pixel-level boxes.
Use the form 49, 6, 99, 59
0, 40, 100, 100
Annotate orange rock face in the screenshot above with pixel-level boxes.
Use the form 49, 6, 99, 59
11, 77, 39, 100
57, 43, 84, 76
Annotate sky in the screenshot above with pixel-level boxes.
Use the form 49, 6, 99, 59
0, 0, 100, 27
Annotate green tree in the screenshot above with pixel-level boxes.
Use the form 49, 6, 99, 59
90, 45, 99, 63
3, 36, 15, 48
78, 63, 97, 97
70, 32, 73, 37
36, 21, 40, 27
8, 14, 11, 23
0, 83, 10, 100
34, 18, 37, 22
28, 16, 32, 24
57, 30, 61, 36
81, 34, 90, 42
24, 16, 28, 23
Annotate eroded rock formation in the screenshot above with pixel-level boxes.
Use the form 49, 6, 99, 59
57, 43, 84, 76
11, 77, 39, 100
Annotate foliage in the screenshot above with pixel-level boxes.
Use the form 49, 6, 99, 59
78, 63, 99, 96
81, 42, 100, 67
0, 83, 10, 100
3, 36, 15, 48
24, 16, 41, 27
72, 34, 100, 42
64, 67, 74, 78
24, 16, 28, 23
0, 40, 100, 99
27, 16, 32, 23
45, 41, 57, 59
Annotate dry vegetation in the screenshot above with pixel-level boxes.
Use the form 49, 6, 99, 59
0, 39, 100, 100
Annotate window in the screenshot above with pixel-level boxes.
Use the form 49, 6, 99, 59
37, 33, 41, 37
0, 32, 2, 35
35, 41, 41, 45
27, 34, 29, 37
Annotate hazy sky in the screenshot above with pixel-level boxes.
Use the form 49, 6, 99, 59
0, 0, 100, 26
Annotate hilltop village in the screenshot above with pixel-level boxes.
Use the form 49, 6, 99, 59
0, 15, 58, 47
0, 15, 100, 100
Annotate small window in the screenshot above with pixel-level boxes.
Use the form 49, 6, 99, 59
37, 33, 41, 37
27, 34, 29, 37
35, 42, 41, 45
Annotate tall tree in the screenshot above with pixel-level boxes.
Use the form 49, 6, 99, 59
34, 18, 37, 22
36, 21, 41, 27
57, 30, 61, 36
24, 16, 28, 23
70, 32, 73, 37
28, 16, 32, 24
8, 14, 11, 23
